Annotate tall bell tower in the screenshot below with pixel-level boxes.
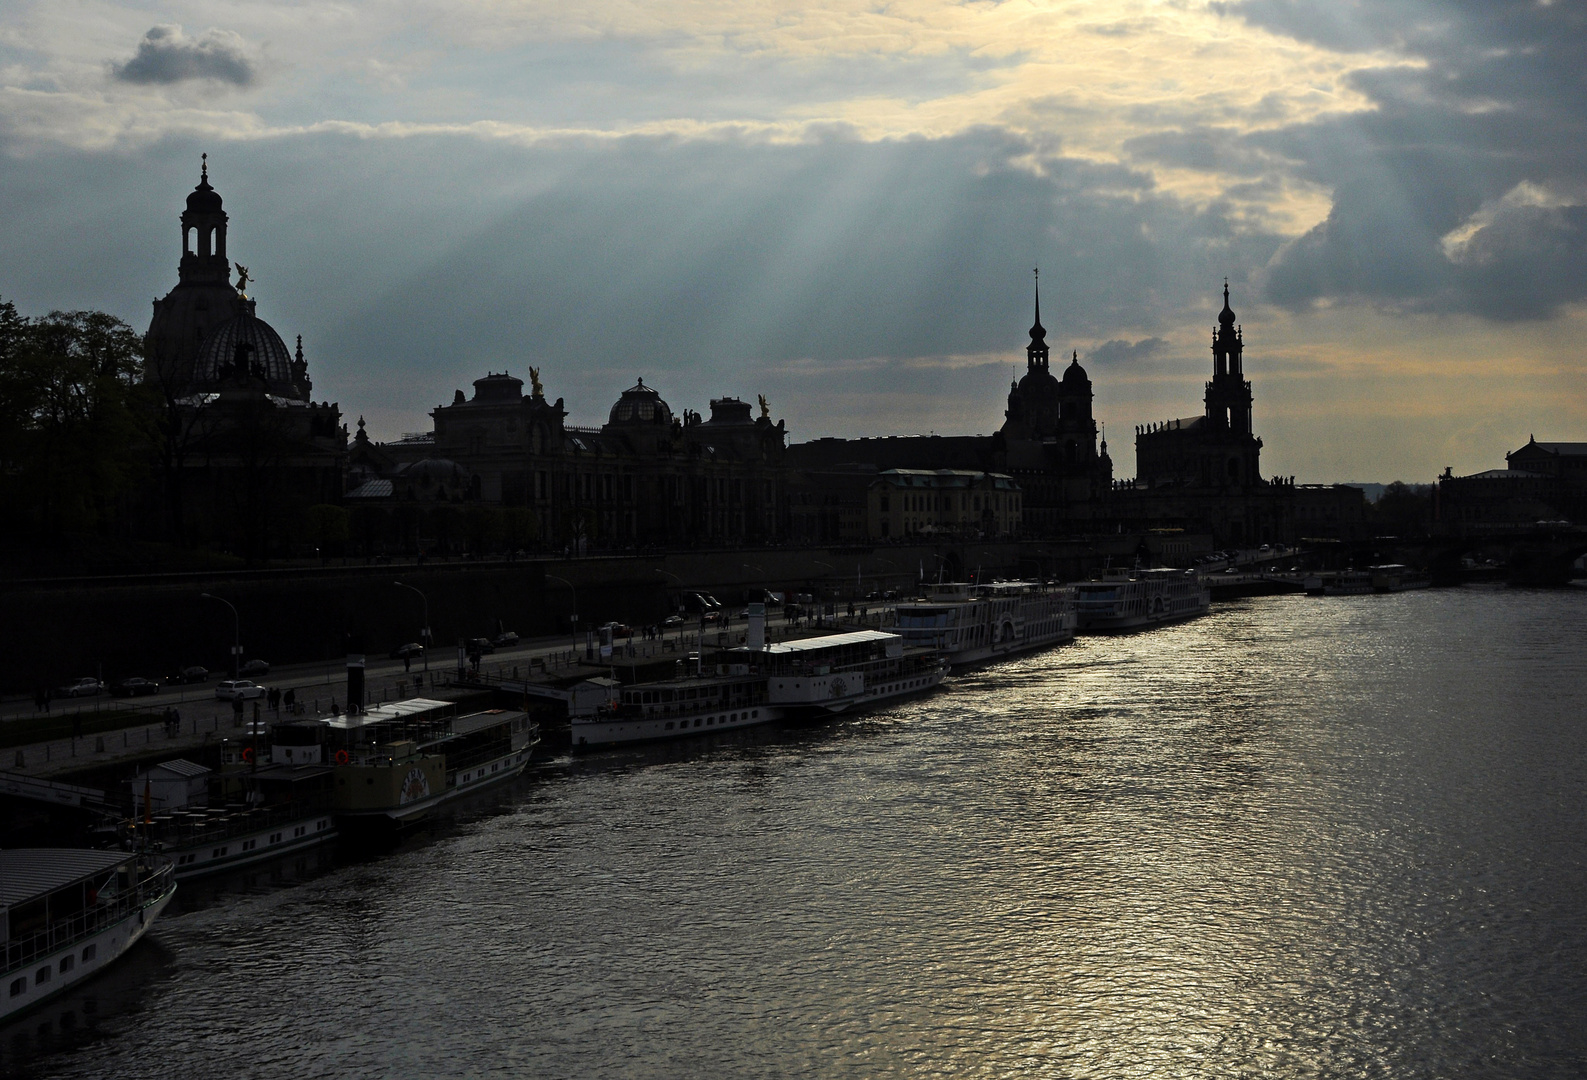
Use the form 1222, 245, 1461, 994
1205, 280, 1253, 437
179, 154, 230, 285
145, 155, 246, 393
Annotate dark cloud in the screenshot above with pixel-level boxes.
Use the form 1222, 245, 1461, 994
1090, 338, 1169, 365
0, 128, 1283, 438
114, 26, 256, 87
1218, 0, 1587, 321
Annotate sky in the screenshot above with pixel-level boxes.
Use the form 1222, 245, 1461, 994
1, 0, 1584, 482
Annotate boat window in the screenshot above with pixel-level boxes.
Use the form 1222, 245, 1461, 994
665, 722, 674, 730
706, 717, 714, 725
82, 945, 96, 962
60, 955, 74, 974
9, 978, 24, 997
35, 967, 50, 985
694, 719, 702, 727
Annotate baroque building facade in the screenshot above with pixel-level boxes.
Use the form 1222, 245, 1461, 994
348, 370, 789, 553
141, 160, 346, 556
1115, 283, 1294, 545
997, 277, 1112, 532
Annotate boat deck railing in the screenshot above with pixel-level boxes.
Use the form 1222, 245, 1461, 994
3, 861, 173, 976
127, 798, 332, 849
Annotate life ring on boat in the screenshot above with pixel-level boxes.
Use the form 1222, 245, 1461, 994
240, 747, 253, 763
334, 750, 350, 765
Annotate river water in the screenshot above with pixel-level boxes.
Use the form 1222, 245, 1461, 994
6, 585, 1587, 1079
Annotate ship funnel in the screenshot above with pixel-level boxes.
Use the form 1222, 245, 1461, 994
747, 602, 765, 652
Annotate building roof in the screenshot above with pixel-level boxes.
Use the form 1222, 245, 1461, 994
873, 469, 1017, 490
749, 629, 901, 655
1526, 442, 1587, 456
323, 696, 452, 731
138, 758, 210, 779
347, 479, 394, 499
1460, 469, 1546, 480
0, 848, 131, 908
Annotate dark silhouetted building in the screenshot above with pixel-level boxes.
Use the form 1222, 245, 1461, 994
141, 160, 346, 556
1115, 283, 1295, 545
347, 371, 789, 553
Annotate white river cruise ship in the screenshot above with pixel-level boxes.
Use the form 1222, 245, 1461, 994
895, 581, 1076, 669
572, 669, 778, 749
2, 849, 176, 1023
749, 630, 947, 718
1073, 568, 1210, 632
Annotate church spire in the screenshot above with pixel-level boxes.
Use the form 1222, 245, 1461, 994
1027, 267, 1050, 372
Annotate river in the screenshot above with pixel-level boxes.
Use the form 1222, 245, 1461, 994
6, 585, 1587, 1078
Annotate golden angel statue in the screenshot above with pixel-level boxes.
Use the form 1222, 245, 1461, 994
234, 263, 251, 298
529, 366, 544, 398
758, 393, 770, 419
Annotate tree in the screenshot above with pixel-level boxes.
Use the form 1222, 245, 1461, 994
303, 503, 350, 560
0, 301, 145, 538
1373, 481, 1434, 534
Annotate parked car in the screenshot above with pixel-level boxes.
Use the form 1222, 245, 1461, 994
239, 659, 270, 677
465, 637, 496, 655
170, 665, 209, 685
390, 642, 425, 660
598, 622, 632, 639
57, 677, 103, 698
110, 677, 160, 698
492, 631, 520, 648
662, 615, 684, 628
215, 679, 267, 701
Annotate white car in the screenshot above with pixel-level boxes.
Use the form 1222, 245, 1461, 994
215, 679, 267, 701
57, 677, 103, 698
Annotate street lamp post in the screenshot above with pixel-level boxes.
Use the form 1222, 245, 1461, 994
392, 581, 431, 672
546, 574, 580, 661
200, 593, 241, 678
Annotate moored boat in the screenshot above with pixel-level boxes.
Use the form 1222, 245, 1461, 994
895, 580, 1076, 669
1072, 568, 1210, 632
1323, 570, 1374, 596
123, 724, 337, 879
1370, 564, 1431, 592
751, 630, 947, 718
323, 698, 538, 829
2, 849, 175, 1023
572, 667, 778, 749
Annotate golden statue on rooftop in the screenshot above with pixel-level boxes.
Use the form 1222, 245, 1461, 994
529, 366, 544, 398
234, 263, 251, 298
758, 393, 770, 419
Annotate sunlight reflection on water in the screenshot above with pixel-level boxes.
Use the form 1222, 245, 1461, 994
8, 588, 1587, 1079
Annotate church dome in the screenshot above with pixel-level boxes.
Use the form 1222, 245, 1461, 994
1016, 366, 1060, 398
195, 309, 297, 393
1218, 281, 1236, 327
399, 459, 469, 484
1061, 352, 1090, 387
187, 177, 223, 215
608, 378, 673, 426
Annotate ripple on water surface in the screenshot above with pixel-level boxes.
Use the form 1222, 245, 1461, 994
7, 588, 1587, 1079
